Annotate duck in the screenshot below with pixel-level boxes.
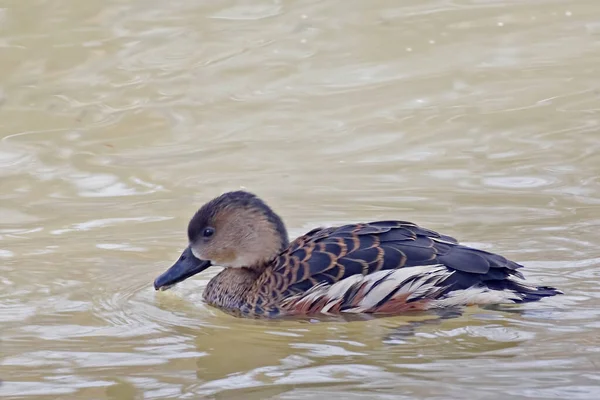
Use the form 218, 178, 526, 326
153, 190, 562, 318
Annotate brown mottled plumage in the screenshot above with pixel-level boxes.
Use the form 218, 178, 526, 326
154, 191, 562, 318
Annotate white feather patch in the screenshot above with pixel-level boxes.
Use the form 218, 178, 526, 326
430, 287, 523, 308
324, 274, 364, 300
284, 264, 455, 314
345, 265, 452, 313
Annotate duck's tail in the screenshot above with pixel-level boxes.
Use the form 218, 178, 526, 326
438, 274, 563, 306
501, 280, 564, 303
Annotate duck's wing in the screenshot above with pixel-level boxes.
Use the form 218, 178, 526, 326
249, 221, 559, 315
277, 220, 520, 290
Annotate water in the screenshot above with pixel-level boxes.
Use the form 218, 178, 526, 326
1, 0, 599, 398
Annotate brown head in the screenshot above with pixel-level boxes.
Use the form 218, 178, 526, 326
154, 191, 289, 290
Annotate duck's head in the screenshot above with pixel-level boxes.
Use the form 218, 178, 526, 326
153, 190, 289, 291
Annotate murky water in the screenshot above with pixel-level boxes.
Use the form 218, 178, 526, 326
1, 0, 600, 398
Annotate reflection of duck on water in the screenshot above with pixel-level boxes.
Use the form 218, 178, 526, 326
154, 191, 562, 318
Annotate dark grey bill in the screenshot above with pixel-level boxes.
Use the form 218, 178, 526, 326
154, 246, 211, 290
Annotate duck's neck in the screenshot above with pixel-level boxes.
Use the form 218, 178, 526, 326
203, 266, 264, 310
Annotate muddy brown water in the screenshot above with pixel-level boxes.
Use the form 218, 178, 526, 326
1, 1, 599, 399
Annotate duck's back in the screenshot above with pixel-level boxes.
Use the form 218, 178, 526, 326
245, 221, 561, 316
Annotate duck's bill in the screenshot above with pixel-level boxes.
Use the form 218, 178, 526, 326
153, 246, 211, 291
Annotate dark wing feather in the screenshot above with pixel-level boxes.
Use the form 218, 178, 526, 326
250, 221, 523, 310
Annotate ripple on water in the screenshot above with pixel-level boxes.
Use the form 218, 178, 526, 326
50, 216, 172, 235
2, 350, 167, 368
209, 4, 282, 20
68, 172, 165, 198
0, 249, 15, 258
0, 380, 113, 397
0, 148, 34, 172
482, 176, 556, 189
194, 363, 398, 397
91, 269, 220, 338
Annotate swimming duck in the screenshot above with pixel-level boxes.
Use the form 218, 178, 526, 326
154, 191, 562, 317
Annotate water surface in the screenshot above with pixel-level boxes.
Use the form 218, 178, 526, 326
1, 1, 600, 399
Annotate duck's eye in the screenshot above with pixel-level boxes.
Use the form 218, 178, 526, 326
203, 227, 215, 238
